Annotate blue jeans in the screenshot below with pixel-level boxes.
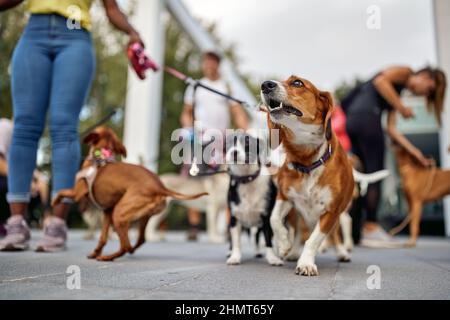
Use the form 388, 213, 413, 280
7, 14, 95, 203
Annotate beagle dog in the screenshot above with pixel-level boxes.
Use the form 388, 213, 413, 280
261, 76, 354, 276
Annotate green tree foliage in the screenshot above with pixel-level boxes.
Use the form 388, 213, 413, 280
0, 5, 26, 119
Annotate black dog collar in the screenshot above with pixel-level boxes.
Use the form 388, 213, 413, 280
230, 168, 261, 186
287, 145, 332, 174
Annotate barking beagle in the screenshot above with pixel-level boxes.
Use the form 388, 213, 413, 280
261, 76, 354, 276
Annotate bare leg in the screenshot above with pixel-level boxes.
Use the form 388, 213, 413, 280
187, 209, 201, 241
53, 203, 70, 220
9, 202, 27, 217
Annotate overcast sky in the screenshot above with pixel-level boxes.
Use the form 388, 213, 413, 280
182, 0, 436, 89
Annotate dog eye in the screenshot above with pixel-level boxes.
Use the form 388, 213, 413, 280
291, 79, 303, 87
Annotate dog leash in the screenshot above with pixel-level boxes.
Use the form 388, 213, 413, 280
164, 66, 257, 112
80, 56, 259, 141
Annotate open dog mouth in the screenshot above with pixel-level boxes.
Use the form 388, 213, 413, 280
267, 98, 303, 117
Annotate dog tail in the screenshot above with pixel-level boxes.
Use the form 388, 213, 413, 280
389, 215, 411, 236
161, 187, 208, 201
353, 169, 390, 196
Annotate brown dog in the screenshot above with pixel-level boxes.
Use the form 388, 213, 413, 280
53, 127, 207, 261
390, 144, 450, 247
261, 76, 354, 276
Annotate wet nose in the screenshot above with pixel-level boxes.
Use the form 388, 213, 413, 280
261, 81, 277, 94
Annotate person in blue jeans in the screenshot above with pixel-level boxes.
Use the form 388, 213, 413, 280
0, 0, 144, 252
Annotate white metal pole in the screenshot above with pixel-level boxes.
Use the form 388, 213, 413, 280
433, 0, 450, 236
123, 0, 165, 171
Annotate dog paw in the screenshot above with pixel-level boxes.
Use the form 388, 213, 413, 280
343, 240, 354, 252
295, 262, 319, 276
209, 235, 225, 244
226, 254, 242, 265
146, 233, 163, 243
285, 247, 300, 261
277, 240, 293, 258
266, 255, 284, 266
83, 233, 96, 241
96, 255, 115, 262
87, 251, 99, 259
285, 252, 300, 262
338, 253, 351, 263
336, 245, 351, 262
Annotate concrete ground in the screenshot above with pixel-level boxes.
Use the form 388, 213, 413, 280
0, 230, 449, 300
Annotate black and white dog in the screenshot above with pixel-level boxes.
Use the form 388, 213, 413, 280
225, 132, 283, 266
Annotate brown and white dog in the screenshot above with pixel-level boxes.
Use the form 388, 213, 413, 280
53, 127, 208, 261
261, 76, 354, 276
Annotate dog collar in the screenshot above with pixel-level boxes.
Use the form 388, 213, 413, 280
230, 168, 261, 186
287, 145, 332, 174
89, 148, 116, 167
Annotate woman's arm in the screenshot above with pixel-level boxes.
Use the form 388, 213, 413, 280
180, 103, 194, 128
387, 111, 433, 167
373, 66, 415, 119
230, 103, 249, 130
101, 0, 143, 46
0, 0, 23, 11
0, 155, 7, 176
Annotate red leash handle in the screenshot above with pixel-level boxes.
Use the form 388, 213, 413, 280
127, 42, 159, 80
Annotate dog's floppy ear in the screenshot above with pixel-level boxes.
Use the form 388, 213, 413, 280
267, 112, 283, 149
319, 91, 334, 141
83, 132, 100, 145
112, 139, 127, 158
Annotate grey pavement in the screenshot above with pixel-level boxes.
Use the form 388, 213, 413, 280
0, 230, 449, 300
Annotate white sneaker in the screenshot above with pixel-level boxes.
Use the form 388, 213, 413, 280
360, 226, 404, 248
0, 215, 30, 251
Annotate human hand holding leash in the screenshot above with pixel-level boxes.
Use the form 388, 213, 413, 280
128, 31, 145, 48
400, 106, 415, 119
414, 151, 435, 168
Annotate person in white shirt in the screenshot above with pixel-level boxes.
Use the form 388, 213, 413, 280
180, 51, 249, 240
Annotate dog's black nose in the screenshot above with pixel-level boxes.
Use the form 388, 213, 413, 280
261, 81, 277, 94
